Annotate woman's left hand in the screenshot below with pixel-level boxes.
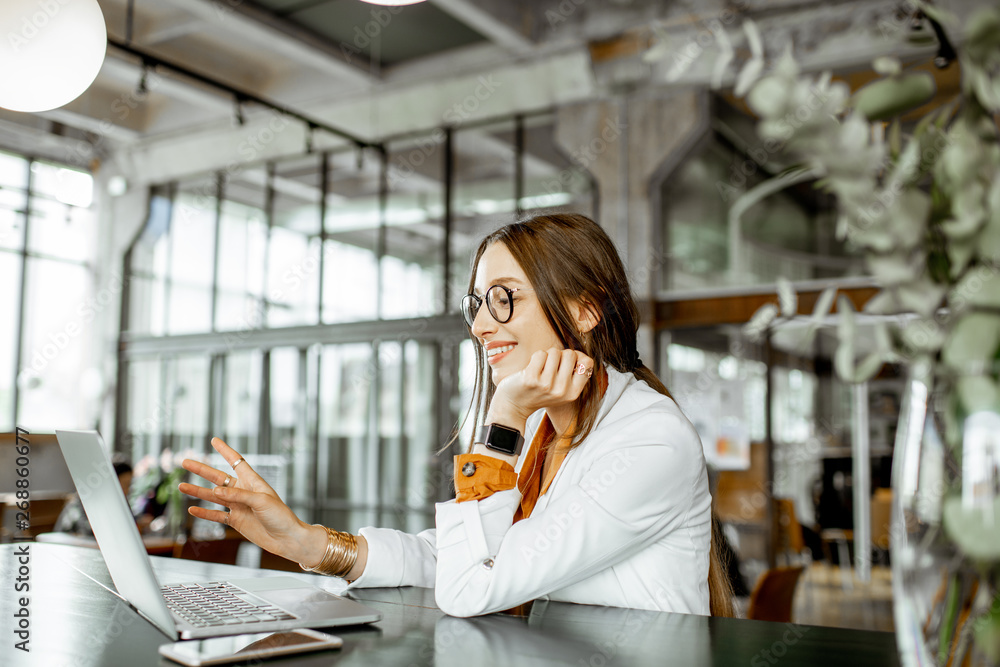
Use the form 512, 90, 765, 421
486, 347, 594, 432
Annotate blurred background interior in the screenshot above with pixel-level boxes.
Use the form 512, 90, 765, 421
0, 0, 979, 632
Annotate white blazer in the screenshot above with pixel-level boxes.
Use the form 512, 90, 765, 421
348, 365, 712, 618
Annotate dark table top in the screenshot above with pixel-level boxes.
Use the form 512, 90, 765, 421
0, 542, 902, 666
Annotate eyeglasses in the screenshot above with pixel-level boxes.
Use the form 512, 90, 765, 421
461, 285, 529, 328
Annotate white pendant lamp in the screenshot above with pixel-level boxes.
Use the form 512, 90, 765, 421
0, 0, 108, 113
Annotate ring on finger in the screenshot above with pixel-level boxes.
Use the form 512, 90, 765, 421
222, 474, 232, 487
232, 458, 245, 470
574, 363, 590, 376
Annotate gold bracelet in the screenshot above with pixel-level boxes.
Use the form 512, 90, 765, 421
299, 525, 359, 579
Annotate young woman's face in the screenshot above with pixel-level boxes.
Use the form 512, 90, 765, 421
470, 242, 563, 384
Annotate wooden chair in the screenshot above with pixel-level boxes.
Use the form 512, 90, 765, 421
746, 565, 805, 623
773, 498, 808, 566
870, 488, 892, 565
173, 537, 244, 565
25, 495, 73, 537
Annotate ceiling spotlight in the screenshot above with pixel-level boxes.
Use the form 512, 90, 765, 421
359, 0, 426, 6
0, 0, 108, 112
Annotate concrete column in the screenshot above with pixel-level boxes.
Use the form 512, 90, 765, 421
554, 90, 708, 362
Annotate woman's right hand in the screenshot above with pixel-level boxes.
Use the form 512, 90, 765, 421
179, 437, 326, 567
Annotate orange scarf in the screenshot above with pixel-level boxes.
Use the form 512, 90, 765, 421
512, 367, 608, 522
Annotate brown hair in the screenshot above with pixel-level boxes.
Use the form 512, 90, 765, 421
463, 213, 734, 617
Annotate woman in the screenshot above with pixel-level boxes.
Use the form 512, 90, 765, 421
180, 213, 733, 618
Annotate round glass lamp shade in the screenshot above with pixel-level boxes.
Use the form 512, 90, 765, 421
0, 0, 107, 112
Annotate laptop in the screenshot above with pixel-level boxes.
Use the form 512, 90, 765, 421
54, 429, 382, 639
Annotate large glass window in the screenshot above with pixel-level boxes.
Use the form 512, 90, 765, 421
17, 259, 93, 430
219, 351, 264, 455
658, 114, 864, 293
383, 138, 445, 319
663, 336, 765, 471
317, 343, 374, 529
0, 151, 97, 431
118, 114, 595, 532
323, 150, 380, 323
168, 179, 217, 334
0, 254, 20, 431
164, 356, 211, 454
215, 200, 267, 331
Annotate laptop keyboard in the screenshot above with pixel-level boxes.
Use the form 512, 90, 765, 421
162, 582, 298, 628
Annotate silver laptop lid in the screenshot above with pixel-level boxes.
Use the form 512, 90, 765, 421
55, 429, 178, 638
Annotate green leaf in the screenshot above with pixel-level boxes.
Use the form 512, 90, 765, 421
863, 290, 902, 315
888, 119, 902, 158
899, 316, 947, 354
948, 237, 978, 279
973, 592, 1000, 665
744, 302, 779, 341
886, 139, 921, 192
943, 496, 1000, 561
951, 268, 1000, 310
872, 57, 902, 77
942, 313, 1000, 371
888, 189, 931, 249
747, 76, 790, 118
852, 72, 937, 121
812, 286, 837, 321
956, 375, 999, 414
943, 182, 987, 241
777, 277, 797, 317
837, 294, 856, 343
867, 251, 922, 285
897, 276, 948, 317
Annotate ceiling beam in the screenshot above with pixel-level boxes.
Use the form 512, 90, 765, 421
166, 0, 375, 87
138, 13, 203, 46
430, 0, 534, 52
99, 56, 233, 113
119, 50, 595, 185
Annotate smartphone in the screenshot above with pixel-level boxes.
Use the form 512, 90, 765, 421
158, 629, 343, 666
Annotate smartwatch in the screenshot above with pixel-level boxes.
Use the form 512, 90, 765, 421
476, 423, 525, 457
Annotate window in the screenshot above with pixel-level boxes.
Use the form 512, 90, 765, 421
0, 150, 97, 431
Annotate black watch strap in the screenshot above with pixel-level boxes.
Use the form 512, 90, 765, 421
476, 423, 525, 457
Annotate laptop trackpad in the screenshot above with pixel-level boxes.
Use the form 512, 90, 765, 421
258, 588, 371, 614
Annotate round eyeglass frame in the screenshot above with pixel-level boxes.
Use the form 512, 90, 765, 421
461, 285, 526, 328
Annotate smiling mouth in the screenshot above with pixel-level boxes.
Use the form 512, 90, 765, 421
487, 344, 515, 364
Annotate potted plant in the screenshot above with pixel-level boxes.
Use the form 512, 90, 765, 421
650, 4, 1000, 664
